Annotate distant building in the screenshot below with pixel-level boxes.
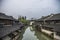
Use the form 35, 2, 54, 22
30, 20, 35, 26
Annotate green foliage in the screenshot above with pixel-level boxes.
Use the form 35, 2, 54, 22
18, 16, 29, 25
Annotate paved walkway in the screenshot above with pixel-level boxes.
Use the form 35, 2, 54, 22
41, 29, 53, 35
54, 34, 60, 40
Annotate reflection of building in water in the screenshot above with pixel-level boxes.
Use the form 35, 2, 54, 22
34, 28, 53, 40
34, 13, 60, 40
18, 26, 27, 40
18, 26, 53, 40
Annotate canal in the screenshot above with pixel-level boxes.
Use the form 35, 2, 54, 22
18, 26, 53, 40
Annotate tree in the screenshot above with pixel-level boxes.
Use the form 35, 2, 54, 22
18, 16, 28, 25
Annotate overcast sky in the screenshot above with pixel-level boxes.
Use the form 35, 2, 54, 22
0, 0, 60, 19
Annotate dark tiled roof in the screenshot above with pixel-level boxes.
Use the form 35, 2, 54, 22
43, 24, 54, 28
43, 24, 60, 32
0, 13, 18, 21
0, 13, 12, 20
0, 13, 23, 38
54, 24, 60, 32
37, 15, 51, 21
0, 24, 23, 38
46, 13, 60, 21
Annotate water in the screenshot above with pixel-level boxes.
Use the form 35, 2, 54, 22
18, 26, 53, 40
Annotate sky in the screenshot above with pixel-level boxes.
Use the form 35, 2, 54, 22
0, 0, 60, 19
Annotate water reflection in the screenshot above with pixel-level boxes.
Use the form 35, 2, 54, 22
18, 26, 53, 40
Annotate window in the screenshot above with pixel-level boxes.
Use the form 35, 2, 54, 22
56, 32, 60, 36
